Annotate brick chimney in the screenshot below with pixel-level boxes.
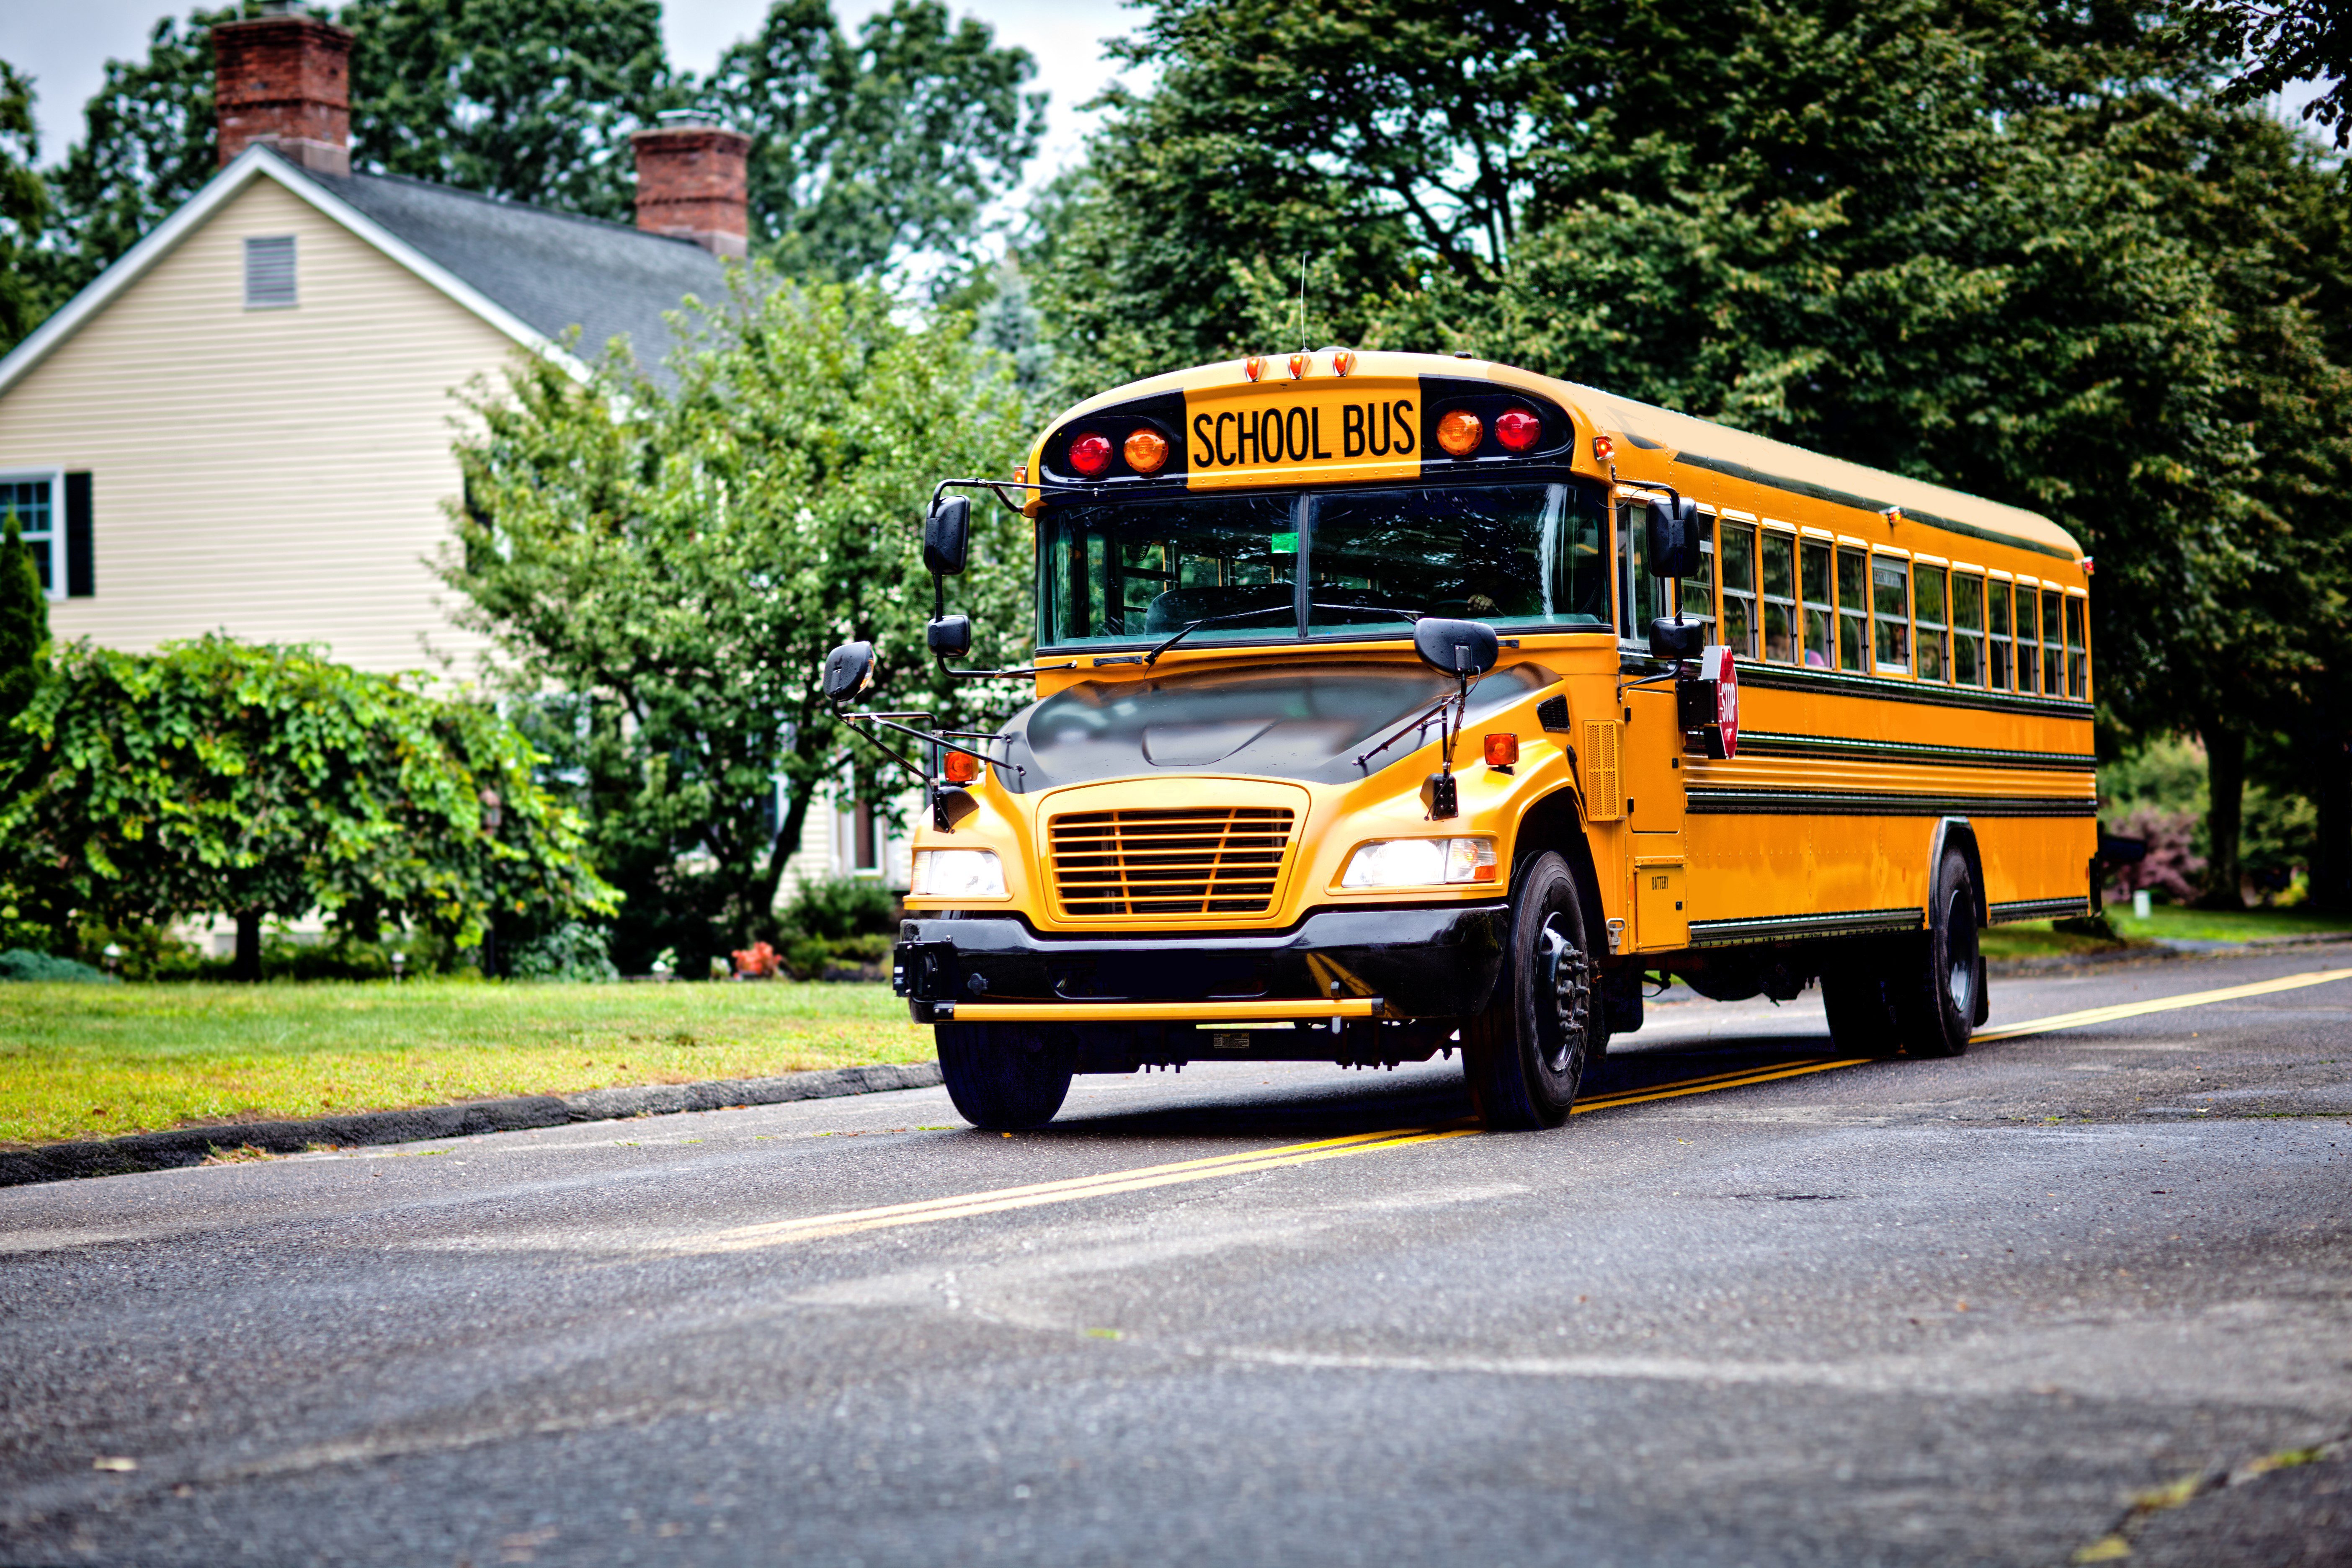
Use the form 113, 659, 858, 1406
214, 3, 353, 175
631, 113, 750, 258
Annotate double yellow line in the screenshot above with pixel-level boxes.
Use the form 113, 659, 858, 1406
674, 964, 2352, 1254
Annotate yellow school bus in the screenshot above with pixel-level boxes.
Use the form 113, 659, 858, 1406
825, 350, 2094, 1130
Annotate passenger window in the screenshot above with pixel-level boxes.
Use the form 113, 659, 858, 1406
2041, 587, 2063, 695
1951, 571, 1984, 687
1681, 526, 1717, 639
1987, 579, 2012, 689
1914, 563, 1948, 683
2066, 593, 2087, 699
1872, 554, 1911, 673
1720, 521, 1757, 658
1760, 531, 1795, 663
2015, 582, 2040, 692
1619, 502, 1666, 640
1836, 546, 1868, 672
1801, 539, 1834, 668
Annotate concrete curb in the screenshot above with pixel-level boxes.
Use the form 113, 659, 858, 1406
0, 1061, 944, 1189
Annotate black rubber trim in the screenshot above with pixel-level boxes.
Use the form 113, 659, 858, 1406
1687, 906, 1924, 947
1988, 896, 2093, 924
1731, 660, 2090, 719
1733, 732, 2097, 772
1687, 789, 2097, 818
1670, 450, 2078, 562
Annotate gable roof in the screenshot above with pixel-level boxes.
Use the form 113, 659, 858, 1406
0, 144, 729, 400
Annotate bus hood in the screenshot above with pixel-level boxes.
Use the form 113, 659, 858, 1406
993, 659, 1552, 791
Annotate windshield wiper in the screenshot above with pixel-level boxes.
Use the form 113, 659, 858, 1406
1134, 603, 1421, 667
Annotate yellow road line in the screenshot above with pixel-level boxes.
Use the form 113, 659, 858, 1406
1576, 1057, 1868, 1112
1970, 966, 2352, 1043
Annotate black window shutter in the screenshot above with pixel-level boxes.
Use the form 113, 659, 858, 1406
64, 472, 92, 597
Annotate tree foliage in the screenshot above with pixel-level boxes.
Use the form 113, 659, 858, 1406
439, 268, 1031, 975
700, 0, 1044, 283
0, 635, 615, 960
0, 508, 47, 725
0, 60, 49, 347
2181, 0, 2352, 145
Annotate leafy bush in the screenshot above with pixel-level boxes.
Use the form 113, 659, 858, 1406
505, 921, 620, 983
782, 877, 899, 942
0, 948, 115, 983
2107, 805, 2204, 903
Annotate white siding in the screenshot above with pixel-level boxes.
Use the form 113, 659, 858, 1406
0, 178, 516, 675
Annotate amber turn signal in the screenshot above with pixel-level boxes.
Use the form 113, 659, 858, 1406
1593, 434, 1615, 462
1068, 431, 1112, 477
1436, 409, 1483, 457
1124, 428, 1170, 475
1483, 732, 1519, 768
942, 750, 981, 785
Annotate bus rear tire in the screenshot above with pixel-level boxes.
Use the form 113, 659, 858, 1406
936, 1021, 1074, 1130
1893, 847, 1981, 1059
1821, 951, 1905, 1057
1463, 852, 1594, 1130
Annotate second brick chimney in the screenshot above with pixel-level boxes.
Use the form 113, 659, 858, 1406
632, 114, 750, 258
214, 4, 353, 175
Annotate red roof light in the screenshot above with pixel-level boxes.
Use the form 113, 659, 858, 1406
1068, 432, 1113, 477
1495, 406, 1542, 453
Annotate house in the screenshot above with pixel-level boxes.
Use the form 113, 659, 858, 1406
0, 6, 904, 912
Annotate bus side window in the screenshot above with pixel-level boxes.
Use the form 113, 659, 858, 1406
1987, 579, 2011, 689
1760, 530, 1795, 663
1952, 570, 1984, 686
1914, 563, 1948, 683
1872, 554, 1911, 673
1620, 502, 1664, 640
2066, 593, 2087, 699
1720, 521, 1757, 658
1836, 545, 1868, 672
2041, 588, 2064, 695
1801, 538, 1834, 668
2015, 581, 2040, 692
1681, 525, 1717, 639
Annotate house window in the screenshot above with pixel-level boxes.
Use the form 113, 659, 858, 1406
245, 235, 297, 309
0, 472, 58, 597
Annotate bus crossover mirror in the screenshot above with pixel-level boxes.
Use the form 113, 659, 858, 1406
1648, 617, 1705, 661
1413, 617, 1500, 677
822, 640, 877, 707
927, 614, 972, 660
1645, 496, 1703, 579
923, 495, 972, 577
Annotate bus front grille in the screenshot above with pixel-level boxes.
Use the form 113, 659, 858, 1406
1049, 807, 1297, 918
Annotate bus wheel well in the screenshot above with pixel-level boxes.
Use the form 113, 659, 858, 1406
1931, 818, 1988, 927
1515, 788, 1607, 960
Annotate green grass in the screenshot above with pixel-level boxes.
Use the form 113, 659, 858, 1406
1983, 901, 2352, 962
0, 980, 929, 1148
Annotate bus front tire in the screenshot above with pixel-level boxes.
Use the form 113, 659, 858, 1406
936, 1021, 1075, 1130
1463, 851, 1595, 1130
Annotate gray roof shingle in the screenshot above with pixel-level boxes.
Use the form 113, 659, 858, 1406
312, 168, 729, 381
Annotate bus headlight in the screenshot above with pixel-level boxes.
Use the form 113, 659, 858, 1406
1338, 837, 1498, 888
910, 848, 1006, 899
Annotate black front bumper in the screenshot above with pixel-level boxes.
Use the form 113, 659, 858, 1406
892, 903, 1509, 1024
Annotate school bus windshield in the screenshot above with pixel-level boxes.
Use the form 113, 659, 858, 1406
1039, 480, 1612, 648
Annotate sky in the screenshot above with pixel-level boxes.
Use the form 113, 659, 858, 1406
0, 0, 1137, 184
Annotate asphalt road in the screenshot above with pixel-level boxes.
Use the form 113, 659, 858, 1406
4, 945, 2350, 1568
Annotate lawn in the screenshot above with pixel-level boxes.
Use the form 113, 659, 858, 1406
1983, 900, 2352, 962
0, 980, 928, 1148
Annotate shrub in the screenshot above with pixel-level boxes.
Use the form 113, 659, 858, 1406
0, 948, 115, 983
782, 877, 899, 942
506, 921, 620, 982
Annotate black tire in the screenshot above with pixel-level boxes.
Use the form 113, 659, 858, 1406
936, 1021, 1075, 1130
1463, 851, 1596, 1129
1893, 847, 1982, 1058
1820, 944, 1905, 1057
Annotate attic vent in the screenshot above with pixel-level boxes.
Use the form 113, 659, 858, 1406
244, 235, 297, 309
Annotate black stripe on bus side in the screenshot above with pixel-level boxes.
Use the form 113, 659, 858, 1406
1670, 450, 2079, 562
1687, 790, 2098, 818
1732, 732, 2098, 772
1729, 660, 2092, 719
1687, 906, 1925, 946
1988, 897, 2094, 924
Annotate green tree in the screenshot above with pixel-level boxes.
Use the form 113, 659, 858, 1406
342, 0, 678, 222
440, 267, 1031, 976
2180, 0, 2352, 145
0, 60, 49, 351
0, 507, 47, 723
701, 0, 1045, 282
0, 635, 615, 978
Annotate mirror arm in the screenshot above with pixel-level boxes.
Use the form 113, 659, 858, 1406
930, 477, 1038, 516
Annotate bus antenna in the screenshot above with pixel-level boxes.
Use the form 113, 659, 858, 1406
1297, 254, 1308, 352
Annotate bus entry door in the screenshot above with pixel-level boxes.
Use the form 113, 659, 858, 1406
1624, 685, 1689, 950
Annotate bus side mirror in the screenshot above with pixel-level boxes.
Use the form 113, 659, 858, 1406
822, 640, 877, 707
927, 614, 972, 660
1646, 496, 1702, 579
1648, 618, 1705, 660
923, 495, 972, 577
1413, 617, 1500, 677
